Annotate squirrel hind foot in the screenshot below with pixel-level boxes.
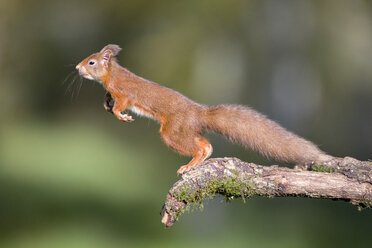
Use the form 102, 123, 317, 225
295, 156, 343, 171
177, 140, 213, 175
314, 154, 343, 167
318, 157, 343, 167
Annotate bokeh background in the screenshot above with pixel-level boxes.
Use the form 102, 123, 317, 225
1, 0, 371, 247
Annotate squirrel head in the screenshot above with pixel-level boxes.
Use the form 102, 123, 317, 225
76, 44, 122, 82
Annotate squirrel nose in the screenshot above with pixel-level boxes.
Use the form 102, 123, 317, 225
75, 63, 81, 70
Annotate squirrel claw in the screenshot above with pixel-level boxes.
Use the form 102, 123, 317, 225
118, 113, 134, 122
177, 165, 190, 175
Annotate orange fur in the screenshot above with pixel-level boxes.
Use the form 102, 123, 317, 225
76, 44, 335, 174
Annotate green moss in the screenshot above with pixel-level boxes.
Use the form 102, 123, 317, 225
173, 174, 255, 214
312, 164, 339, 173
357, 199, 372, 211
174, 184, 192, 202
218, 177, 255, 203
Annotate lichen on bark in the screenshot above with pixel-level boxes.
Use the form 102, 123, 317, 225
161, 157, 372, 227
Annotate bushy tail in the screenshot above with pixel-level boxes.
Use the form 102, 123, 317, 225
203, 105, 332, 164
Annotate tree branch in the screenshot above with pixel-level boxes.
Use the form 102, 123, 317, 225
160, 157, 372, 227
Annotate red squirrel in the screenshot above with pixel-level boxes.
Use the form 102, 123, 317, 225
76, 44, 339, 174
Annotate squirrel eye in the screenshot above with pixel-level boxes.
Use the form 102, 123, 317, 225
89, 60, 95, 65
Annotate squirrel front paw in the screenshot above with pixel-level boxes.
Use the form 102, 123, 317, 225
103, 102, 113, 113
117, 113, 134, 122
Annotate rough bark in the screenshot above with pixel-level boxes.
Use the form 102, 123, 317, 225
161, 157, 372, 227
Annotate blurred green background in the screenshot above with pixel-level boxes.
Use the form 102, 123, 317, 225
1, 0, 371, 247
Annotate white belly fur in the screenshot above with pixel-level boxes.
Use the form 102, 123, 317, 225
128, 106, 153, 119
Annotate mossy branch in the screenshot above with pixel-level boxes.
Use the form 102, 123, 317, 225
161, 157, 372, 227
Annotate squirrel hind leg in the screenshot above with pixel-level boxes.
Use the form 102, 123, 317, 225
176, 137, 213, 175
160, 125, 213, 174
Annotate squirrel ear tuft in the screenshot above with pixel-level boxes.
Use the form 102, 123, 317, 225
100, 44, 121, 68
100, 44, 122, 56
